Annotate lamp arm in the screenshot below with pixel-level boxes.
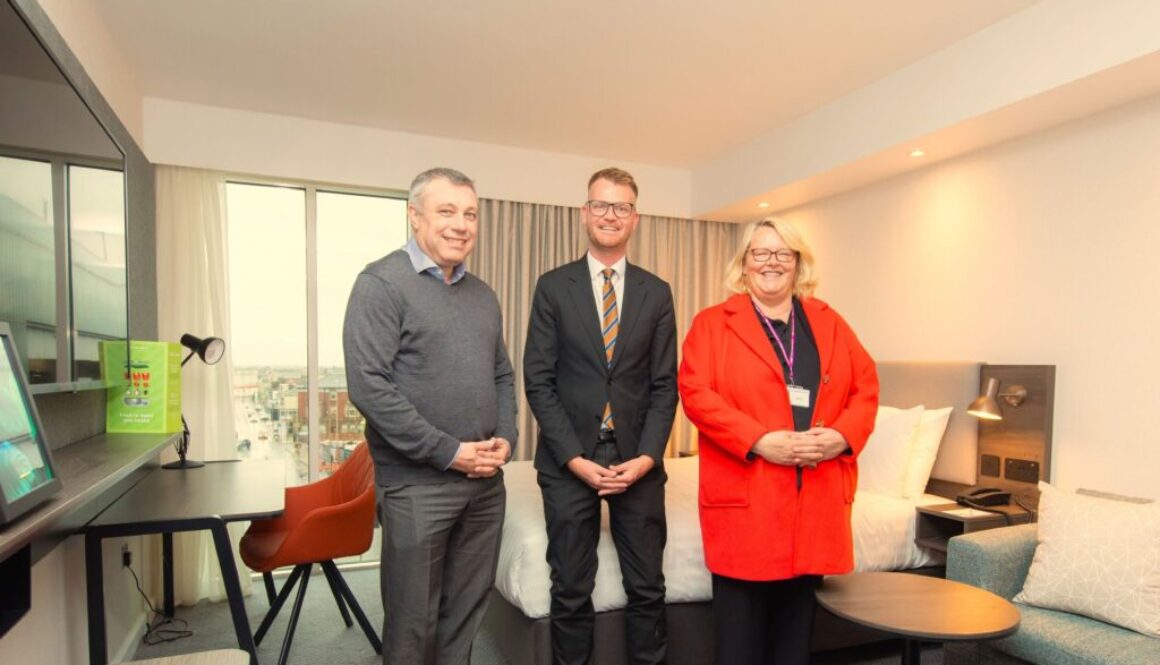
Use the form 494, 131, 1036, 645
181, 350, 196, 367
177, 413, 190, 461
998, 385, 1028, 407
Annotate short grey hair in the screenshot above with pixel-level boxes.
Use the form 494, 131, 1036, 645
408, 167, 476, 206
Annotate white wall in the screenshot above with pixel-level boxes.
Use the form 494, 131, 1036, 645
143, 98, 693, 217
691, 0, 1160, 220
0, 536, 146, 665
782, 92, 1160, 500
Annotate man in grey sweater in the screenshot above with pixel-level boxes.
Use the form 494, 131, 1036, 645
343, 167, 517, 665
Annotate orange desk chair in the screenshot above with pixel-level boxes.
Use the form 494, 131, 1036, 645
239, 441, 382, 665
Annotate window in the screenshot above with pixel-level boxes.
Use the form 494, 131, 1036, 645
226, 182, 407, 488
0, 156, 55, 382
0, 154, 125, 385
69, 165, 127, 380
316, 191, 408, 476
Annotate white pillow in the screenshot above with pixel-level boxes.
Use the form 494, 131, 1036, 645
856, 405, 923, 498
902, 407, 952, 498
1014, 482, 1160, 637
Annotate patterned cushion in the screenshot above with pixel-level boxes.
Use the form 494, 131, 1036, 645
1013, 482, 1160, 638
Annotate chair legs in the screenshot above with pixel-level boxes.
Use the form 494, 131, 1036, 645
252, 561, 383, 665
253, 564, 307, 646
321, 562, 353, 627
263, 571, 277, 605
321, 560, 382, 654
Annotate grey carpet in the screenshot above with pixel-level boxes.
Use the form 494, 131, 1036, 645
128, 567, 943, 665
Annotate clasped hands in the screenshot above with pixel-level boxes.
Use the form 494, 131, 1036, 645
450, 437, 511, 478
751, 427, 847, 467
567, 454, 654, 496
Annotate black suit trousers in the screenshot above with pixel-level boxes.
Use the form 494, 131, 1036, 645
538, 442, 667, 665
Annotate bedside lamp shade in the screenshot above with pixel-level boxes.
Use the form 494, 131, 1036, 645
967, 377, 1003, 420
968, 377, 1029, 421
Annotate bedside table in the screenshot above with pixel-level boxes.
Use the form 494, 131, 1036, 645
915, 503, 1034, 553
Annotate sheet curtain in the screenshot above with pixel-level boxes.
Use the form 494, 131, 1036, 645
151, 165, 251, 606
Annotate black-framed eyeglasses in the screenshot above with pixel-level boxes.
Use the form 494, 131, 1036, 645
586, 200, 636, 219
748, 248, 798, 264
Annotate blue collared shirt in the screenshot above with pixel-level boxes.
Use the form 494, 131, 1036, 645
405, 237, 466, 285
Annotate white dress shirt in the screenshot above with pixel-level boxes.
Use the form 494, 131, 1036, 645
586, 252, 627, 322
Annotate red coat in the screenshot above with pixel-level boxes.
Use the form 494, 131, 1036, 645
678, 294, 878, 581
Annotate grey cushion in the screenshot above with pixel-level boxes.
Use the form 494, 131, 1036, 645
996, 604, 1160, 665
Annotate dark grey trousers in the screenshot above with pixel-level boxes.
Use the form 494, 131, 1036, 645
538, 440, 668, 665
378, 476, 505, 665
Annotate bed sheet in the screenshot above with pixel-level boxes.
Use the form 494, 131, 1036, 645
496, 457, 944, 619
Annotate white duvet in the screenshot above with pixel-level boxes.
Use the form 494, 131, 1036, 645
496, 457, 945, 619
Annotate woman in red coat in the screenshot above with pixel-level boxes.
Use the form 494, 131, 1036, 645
678, 218, 878, 665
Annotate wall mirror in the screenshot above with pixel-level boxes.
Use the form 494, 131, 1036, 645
0, 0, 128, 389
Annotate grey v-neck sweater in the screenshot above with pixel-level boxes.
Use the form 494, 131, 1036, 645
343, 249, 518, 486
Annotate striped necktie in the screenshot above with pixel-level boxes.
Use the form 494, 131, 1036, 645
601, 268, 618, 431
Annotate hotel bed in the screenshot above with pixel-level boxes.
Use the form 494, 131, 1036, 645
483, 362, 981, 665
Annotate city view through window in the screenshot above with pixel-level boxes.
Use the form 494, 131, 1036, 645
226, 183, 408, 491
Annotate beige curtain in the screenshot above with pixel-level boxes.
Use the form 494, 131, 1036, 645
151, 165, 252, 605
630, 213, 744, 456
470, 199, 743, 460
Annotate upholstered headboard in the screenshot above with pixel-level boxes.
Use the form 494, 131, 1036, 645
876, 361, 979, 486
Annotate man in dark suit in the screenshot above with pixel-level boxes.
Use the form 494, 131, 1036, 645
524, 167, 679, 665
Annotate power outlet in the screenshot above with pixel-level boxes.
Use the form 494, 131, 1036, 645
980, 454, 1001, 478
121, 544, 132, 568
1005, 458, 1040, 484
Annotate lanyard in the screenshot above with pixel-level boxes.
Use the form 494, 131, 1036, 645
754, 299, 796, 385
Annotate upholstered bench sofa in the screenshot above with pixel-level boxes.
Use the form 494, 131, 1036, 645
945, 523, 1160, 665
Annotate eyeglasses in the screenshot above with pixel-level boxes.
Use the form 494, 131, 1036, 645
748, 248, 798, 264
586, 200, 636, 219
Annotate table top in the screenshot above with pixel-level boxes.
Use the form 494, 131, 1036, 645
88, 460, 285, 529
0, 432, 176, 562
918, 502, 1034, 522
815, 572, 1020, 642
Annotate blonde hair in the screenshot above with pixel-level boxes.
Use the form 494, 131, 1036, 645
588, 167, 638, 197
724, 218, 818, 298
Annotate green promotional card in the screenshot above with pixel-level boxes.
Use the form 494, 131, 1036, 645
101, 341, 183, 433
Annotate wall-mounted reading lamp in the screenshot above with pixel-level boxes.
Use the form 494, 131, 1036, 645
966, 377, 1028, 420
163, 333, 226, 470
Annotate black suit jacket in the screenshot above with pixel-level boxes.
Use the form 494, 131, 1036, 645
525, 257, 679, 477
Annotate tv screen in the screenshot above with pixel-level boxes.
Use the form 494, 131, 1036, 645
0, 322, 61, 525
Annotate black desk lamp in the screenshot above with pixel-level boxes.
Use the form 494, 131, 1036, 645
163, 333, 226, 470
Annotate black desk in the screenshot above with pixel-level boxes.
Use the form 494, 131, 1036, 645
85, 460, 285, 665
0, 432, 174, 640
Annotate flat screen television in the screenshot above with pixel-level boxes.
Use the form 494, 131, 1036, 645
0, 322, 62, 525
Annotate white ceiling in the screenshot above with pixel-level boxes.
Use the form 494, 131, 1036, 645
89, 0, 1039, 169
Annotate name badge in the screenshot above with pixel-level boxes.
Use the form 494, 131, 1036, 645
787, 384, 811, 408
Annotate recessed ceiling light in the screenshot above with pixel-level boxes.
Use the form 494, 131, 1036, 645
757, 202, 770, 208
909, 149, 926, 158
